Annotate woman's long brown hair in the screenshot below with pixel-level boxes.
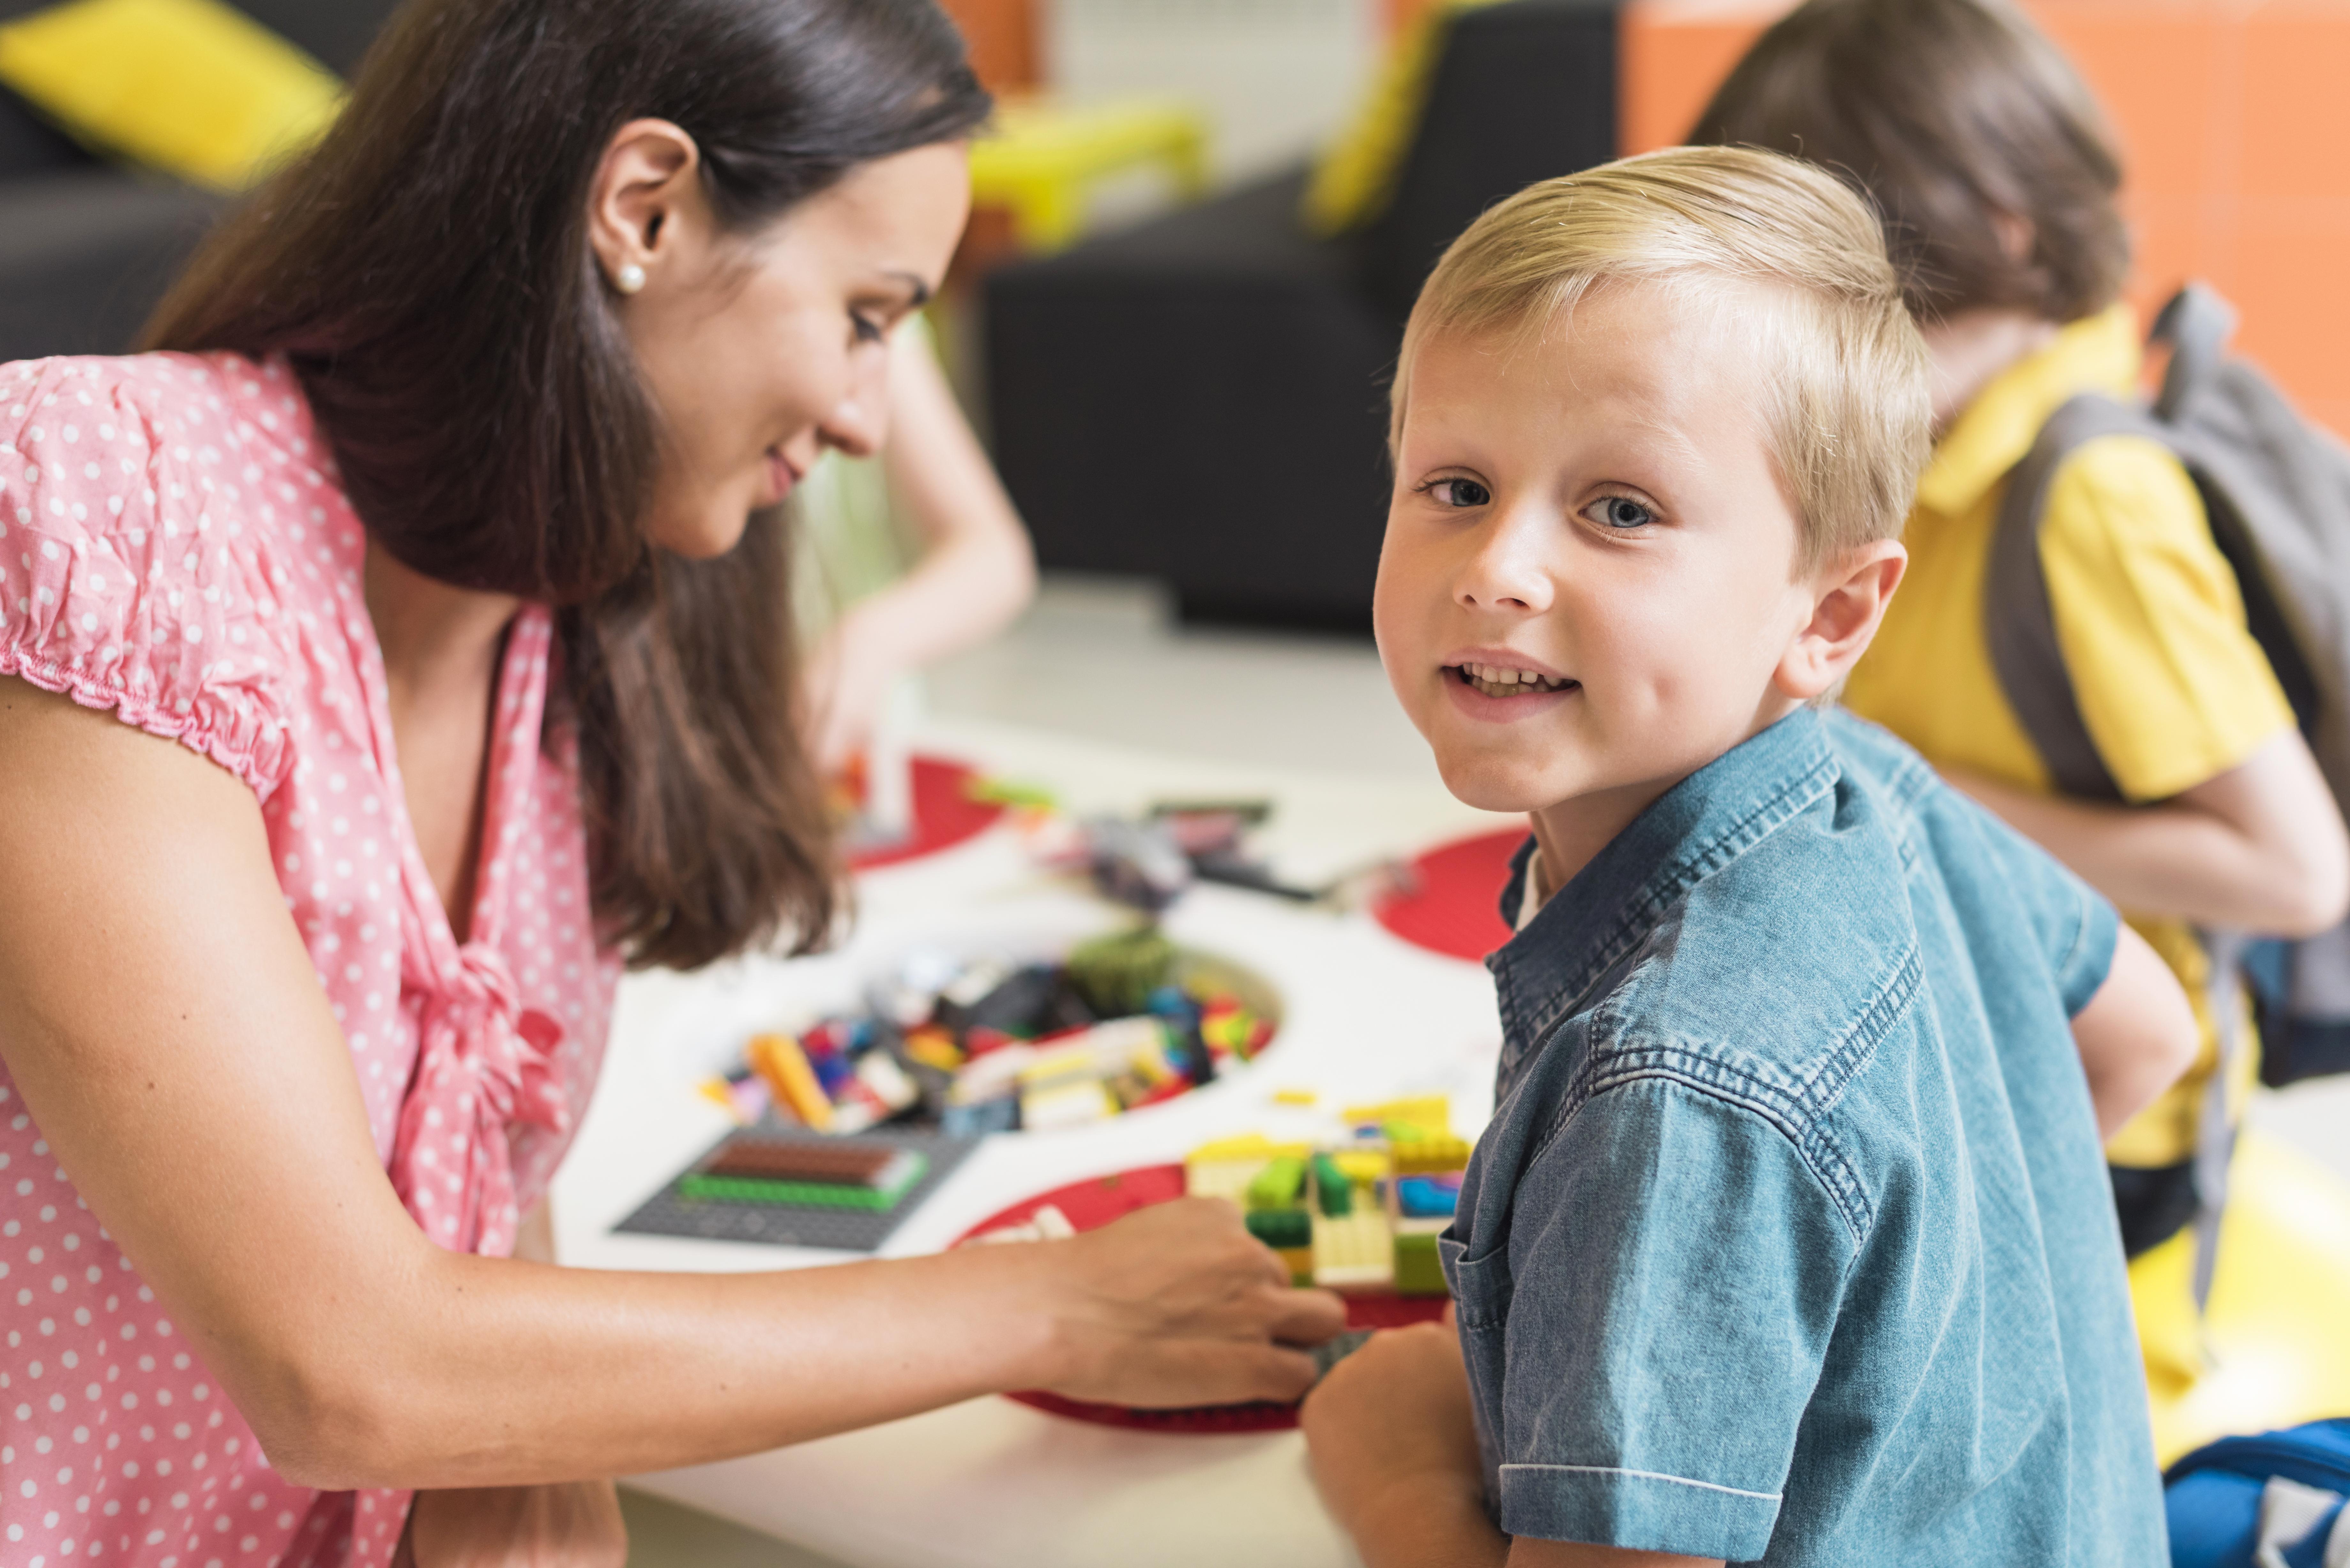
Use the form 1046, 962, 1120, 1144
144, 0, 990, 969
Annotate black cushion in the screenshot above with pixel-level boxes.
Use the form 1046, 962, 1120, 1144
1356, 0, 1620, 321
0, 172, 224, 360
986, 171, 1398, 629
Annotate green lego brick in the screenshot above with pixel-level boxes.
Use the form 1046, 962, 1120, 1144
680, 1153, 928, 1212
1393, 1229, 1448, 1296
1247, 1155, 1308, 1210
1311, 1153, 1353, 1217
1246, 1207, 1312, 1250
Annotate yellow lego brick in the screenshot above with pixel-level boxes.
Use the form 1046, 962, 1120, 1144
1313, 1208, 1395, 1290
1271, 1087, 1318, 1107
748, 1033, 832, 1132
1185, 1158, 1265, 1205
1344, 1094, 1452, 1134
1278, 1245, 1314, 1285
1393, 1135, 1471, 1175
1330, 1149, 1390, 1186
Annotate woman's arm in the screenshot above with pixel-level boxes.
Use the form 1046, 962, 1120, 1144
0, 678, 1340, 1491
2070, 922, 2201, 1140
1949, 728, 2350, 936
804, 336, 1037, 771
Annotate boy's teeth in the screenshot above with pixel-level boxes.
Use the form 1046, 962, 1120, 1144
1457, 663, 1568, 696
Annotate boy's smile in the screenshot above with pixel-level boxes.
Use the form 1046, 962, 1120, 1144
1376, 280, 1894, 884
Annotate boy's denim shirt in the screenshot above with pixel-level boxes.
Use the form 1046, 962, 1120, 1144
1449, 708, 2165, 1564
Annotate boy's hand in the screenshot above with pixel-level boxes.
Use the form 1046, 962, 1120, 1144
1301, 1322, 1505, 1567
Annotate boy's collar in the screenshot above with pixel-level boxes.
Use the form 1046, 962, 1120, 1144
1915, 303, 2140, 520
1488, 709, 1841, 1049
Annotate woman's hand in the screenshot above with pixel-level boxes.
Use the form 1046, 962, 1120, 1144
1029, 1197, 1347, 1408
398, 1482, 628, 1568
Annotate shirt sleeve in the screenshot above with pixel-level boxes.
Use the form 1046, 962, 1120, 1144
1957, 788, 2122, 1017
2043, 434, 2296, 802
0, 356, 293, 797
1478, 1076, 1855, 1559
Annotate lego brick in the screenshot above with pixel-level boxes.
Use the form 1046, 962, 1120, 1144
1249, 1154, 1309, 1210
747, 1032, 834, 1131
1312, 1153, 1355, 1217
618, 1127, 982, 1252
702, 1141, 908, 1186
1393, 1227, 1449, 1296
1314, 1208, 1395, 1290
1398, 1174, 1462, 1219
1247, 1207, 1313, 1250
1393, 1134, 1471, 1175
680, 1156, 926, 1211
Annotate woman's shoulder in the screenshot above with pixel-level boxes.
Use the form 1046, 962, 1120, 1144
0, 351, 334, 799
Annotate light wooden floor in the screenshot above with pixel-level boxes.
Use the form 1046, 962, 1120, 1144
620, 1488, 853, 1568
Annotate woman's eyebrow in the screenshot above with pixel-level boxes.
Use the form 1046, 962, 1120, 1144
886, 270, 934, 309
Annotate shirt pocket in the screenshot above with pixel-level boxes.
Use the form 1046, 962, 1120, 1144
1440, 1233, 1514, 1333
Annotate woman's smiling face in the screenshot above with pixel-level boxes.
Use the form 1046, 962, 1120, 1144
594, 132, 972, 561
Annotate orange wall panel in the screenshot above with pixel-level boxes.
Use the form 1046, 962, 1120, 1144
937, 0, 1039, 93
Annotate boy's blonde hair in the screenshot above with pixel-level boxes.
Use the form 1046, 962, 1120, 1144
1396, 145, 1931, 571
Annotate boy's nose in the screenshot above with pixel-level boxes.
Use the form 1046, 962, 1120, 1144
1454, 517, 1554, 614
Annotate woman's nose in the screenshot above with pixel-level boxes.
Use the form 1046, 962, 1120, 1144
819, 352, 890, 460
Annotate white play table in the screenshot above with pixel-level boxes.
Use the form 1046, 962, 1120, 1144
549, 716, 1519, 1568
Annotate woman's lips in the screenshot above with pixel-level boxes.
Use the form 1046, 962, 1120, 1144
762, 447, 802, 505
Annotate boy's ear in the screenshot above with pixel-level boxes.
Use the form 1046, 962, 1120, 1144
1775, 540, 1907, 703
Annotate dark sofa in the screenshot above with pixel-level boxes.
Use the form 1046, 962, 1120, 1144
0, 0, 398, 363
983, 0, 1620, 630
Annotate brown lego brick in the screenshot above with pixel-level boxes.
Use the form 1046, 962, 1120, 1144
702, 1140, 903, 1187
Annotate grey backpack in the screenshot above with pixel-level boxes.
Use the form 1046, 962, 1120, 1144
1987, 284, 2350, 1299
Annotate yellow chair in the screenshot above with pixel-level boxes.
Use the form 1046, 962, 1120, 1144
968, 95, 1210, 254
0, 0, 341, 191
2136, 1130, 2350, 1465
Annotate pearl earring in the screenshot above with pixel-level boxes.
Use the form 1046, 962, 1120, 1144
614, 263, 646, 295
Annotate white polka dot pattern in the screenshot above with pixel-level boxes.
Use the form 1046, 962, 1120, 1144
0, 354, 620, 1568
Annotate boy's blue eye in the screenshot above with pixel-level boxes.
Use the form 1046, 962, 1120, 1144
1590, 495, 1655, 530
1428, 478, 1491, 508
852, 313, 886, 345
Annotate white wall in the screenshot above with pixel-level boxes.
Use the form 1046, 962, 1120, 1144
1044, 0, 1381, 188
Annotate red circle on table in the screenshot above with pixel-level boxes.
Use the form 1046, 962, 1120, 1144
1371, 825, 1527, 962
849, 756, 1007, 871
955, 1165, 1449, 1434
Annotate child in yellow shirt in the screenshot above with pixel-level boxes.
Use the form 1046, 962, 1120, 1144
1694, 0, 2350, 1392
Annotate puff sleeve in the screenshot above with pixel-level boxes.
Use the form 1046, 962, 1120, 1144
0, 356, 295, 798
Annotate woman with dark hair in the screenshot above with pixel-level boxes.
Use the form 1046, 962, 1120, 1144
0, 1, 1344, 1563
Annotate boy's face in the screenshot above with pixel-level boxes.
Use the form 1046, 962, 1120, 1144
1376, 282, 1827, 830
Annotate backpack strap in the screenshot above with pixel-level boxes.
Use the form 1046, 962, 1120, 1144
1985, 386, 2244, 1315
2151, 284, 2240, 424
1984, 392, 2161, 802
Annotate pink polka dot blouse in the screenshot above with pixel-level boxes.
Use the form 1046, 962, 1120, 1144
0, 353, 622, 1568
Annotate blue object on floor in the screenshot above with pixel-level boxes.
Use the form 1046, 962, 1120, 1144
2165, 1419, 2350, 1568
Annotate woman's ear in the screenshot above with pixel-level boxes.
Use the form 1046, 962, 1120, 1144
1774, 539, 1907, 702
585, 119, 705, 297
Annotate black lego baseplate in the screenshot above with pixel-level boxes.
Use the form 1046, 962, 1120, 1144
613, 1124, 983, 1253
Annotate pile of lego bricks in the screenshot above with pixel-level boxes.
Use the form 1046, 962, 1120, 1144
700, 925, 1277, 1139
1185, 1097, 1470, 1297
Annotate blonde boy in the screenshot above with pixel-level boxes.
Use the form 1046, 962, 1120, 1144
1299, 147, 2189, 1565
